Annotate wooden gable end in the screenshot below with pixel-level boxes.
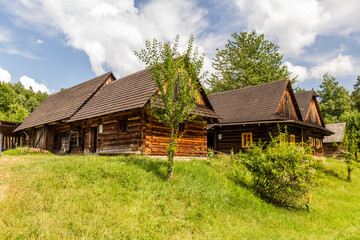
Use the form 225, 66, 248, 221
276, 89, 299, 120
305, 98, 322, 126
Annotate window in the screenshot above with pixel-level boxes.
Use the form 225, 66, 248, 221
98, 124, 103, 134
316, 138, 323, 149
280, 133, 286, 144
290, 134, 296, 146
119, 121, 127, 133
242, 132, 253, 148
309, 137, 315, 147
177, 122, 185, 132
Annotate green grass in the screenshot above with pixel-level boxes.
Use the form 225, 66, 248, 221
0, 154, 359, 239
2, 147, 53, 156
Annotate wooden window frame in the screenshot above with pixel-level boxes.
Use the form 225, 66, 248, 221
280, 132, 286, 144
119, 121, 127, 133
242, 132, 253, 148
290, 134, 295, 146
177, 122, 186, 133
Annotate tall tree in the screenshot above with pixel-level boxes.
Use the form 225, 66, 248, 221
318, 73, 351, 123
135, 35, 205, 180
350, 75, 360, 111
206, 31, 293, 93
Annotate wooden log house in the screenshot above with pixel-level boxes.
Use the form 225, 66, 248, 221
323, 122, 346, 158
14, 69, 218, 157
207, 79, 333, 154
0, 121, 21, 152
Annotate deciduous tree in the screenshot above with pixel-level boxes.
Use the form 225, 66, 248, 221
206, 31, 293, 93
135, 35, 205, 180
318, 73, 351, 123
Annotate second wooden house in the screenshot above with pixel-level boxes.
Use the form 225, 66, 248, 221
207, 79, 333, 154
15, 69, 218, 157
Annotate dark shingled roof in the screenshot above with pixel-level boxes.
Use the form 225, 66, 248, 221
295, 90, 318, 119
68, 69, 219, 122
0, 121, 20, 135
15, 72, 114, 131
208, 79, 301, 124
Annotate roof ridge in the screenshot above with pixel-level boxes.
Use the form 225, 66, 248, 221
208, 78, 289, 97
49, 71, 113, 97
116, 68, 149, 81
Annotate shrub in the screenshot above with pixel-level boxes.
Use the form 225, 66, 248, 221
238, 133, 317, 208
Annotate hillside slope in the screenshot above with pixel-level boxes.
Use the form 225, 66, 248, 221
0, 155, 359, 239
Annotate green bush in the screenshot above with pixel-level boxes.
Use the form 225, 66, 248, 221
238, 134, 317, 208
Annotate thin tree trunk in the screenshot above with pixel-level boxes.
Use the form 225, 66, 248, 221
167, 128, 176, 180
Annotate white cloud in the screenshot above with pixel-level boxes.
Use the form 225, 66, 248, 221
310, 54, 355, 78
0, 26, 11, 43
0, 67, 11, 83
35, 39, 44, 44
20, 76, 51, 93
233, 0, 360, 56
233, 0, 329, 56
2, 0, 209, 77
284, 61, 309, 82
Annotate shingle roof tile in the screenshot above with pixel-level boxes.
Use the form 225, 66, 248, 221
208, 79, 297, 123
15, 72, 114, 131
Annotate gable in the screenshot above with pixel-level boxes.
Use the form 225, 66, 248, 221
276, 89, 299, 120
305, 98, 322, 126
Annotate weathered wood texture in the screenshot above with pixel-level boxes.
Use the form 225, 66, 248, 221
323, 142, 343, 158
276, 90, 298, 120
24, 106, 210, 157
1, 135, 21, 151
304, 99, 322, 126
145, 112, 208, 157
212, 123, 324, 155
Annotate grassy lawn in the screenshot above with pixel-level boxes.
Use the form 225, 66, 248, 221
0, 153, 359, 239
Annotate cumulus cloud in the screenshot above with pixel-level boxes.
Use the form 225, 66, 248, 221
35, 39, 44, 44
233, 0, 360, 56
2, 0, 209, 76
284, 61, 309, 82
233, 0, 329, 56
0, 66, 11, 83
310, 54, 355, 78
20, 76, 51, 93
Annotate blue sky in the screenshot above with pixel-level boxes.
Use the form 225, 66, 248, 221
0, 0, 359, 94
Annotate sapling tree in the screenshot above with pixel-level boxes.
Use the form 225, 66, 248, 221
342, 129, 359, 182
135, 35, 206, 180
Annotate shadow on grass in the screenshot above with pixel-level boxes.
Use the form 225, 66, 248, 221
323, 169, 344, 181
128, 157, 168, 181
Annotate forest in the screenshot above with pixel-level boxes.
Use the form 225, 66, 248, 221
0, 82, 48, 122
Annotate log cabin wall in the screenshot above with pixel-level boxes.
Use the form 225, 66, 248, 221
82, 109, 145, 155
212, 123, 325, 154
145, 111, 208, 157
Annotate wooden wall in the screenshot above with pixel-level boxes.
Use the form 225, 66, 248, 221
304, 99, 322, 126
145, 112, 207, 157
276, 90, 298, 120
23, 107, 209, 157
1, 134, 21, 151
211, 123, 325, 155
323, 142, 343, 158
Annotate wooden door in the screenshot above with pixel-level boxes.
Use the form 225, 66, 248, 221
90, 127, 98, 153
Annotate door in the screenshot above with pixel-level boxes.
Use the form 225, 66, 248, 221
207, 133, 215, 149
90, 126, 98, 153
